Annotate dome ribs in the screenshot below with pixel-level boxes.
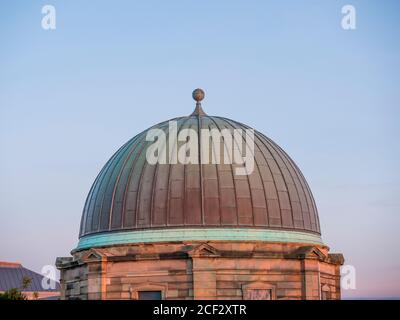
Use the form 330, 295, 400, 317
166, 117, 193, 226
206, 116, 239, 226
150, 120, 177, 227
197, 112, 206, 226
88, 137, 138, 234
121, 139, 144, 229
261, 132, 320, 234
216, 117, 256, 226
80, 159, 104, 237
122, 123, 168, 229
134, 122, 172, 229
231, 119, 295, 229
100, 133, 147, 232
183, 117, 202, 225
152, 118, 187, 227
257, 132, 304, 230
201, 119, 221, 226
79, 113, 321, 237
120, 131, 154, 229
136, 151, 156, 228
285, 153, 320, 233
83, 142, 126, 235
109, 131, 152, 230
150, 161, 169, 227
234, 117, 318, 234
126, 148, 145, 228
220, 117, 269, 227
249, 132, 283, 228
267, 137, 313, 231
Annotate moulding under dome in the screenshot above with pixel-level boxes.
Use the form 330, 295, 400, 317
75, 228, 323, 251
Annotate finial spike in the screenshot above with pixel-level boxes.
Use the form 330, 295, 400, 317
191, 88, 206, 116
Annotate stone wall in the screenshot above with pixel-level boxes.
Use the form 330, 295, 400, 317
56, 241, 343, 300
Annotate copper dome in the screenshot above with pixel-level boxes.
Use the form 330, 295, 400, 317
78, 97, 320, 244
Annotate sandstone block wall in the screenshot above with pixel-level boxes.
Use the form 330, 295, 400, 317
56, 241, 343, 300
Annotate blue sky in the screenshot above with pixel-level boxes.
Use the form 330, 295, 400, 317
0, 0, 399, 298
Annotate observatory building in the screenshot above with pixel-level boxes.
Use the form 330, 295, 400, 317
56, 89, 344, 300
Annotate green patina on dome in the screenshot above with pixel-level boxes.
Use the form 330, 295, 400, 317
77, 94, 321, 249
77, 228, 323, 250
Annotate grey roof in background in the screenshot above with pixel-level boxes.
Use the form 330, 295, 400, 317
0, 262, 60, 292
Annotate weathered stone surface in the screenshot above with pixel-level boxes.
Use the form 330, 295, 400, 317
57, 241, 343, 300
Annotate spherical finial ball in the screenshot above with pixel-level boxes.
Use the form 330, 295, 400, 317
192, 88, 205, 102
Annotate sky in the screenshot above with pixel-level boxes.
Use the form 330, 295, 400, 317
0, 0, 399, 299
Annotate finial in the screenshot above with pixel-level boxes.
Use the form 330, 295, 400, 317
191, 88, 206, 116
192, 88, 205, 102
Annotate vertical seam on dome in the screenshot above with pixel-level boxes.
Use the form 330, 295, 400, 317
120, 137, 147, 229
221, 117, 269, 227
205, 120, 222, 225
98, 134, 144, 232
149, 122, 175, 227
294, 158, 320, 232
134, 122, 172, 229
183, 117, 196, 225
297, 164, 319, 232
207, 116, 239, 226
85, 141, 131, 235
250, 134, 277, 227
272, 141, 315, 232
232, 121, 283, 228
121, 121, 171, 230
80, 165, 104, 237
80, 167, 103, 237
134, 137, 155, 228
269, 137, 319, 233
198, 113, 205, 226
252, 130, 295, 228
108, 131, 150, 231
165, 117, 192, 227
261, 134, 306, 231
286, 155, 320, 233
90, 138, 137, 233
218, 117, 255, 226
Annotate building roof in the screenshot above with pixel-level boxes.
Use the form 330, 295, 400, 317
78, 90, 320, 246
0, 262, 60, 292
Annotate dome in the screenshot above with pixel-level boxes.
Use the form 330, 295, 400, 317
77, 92, 321, 250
